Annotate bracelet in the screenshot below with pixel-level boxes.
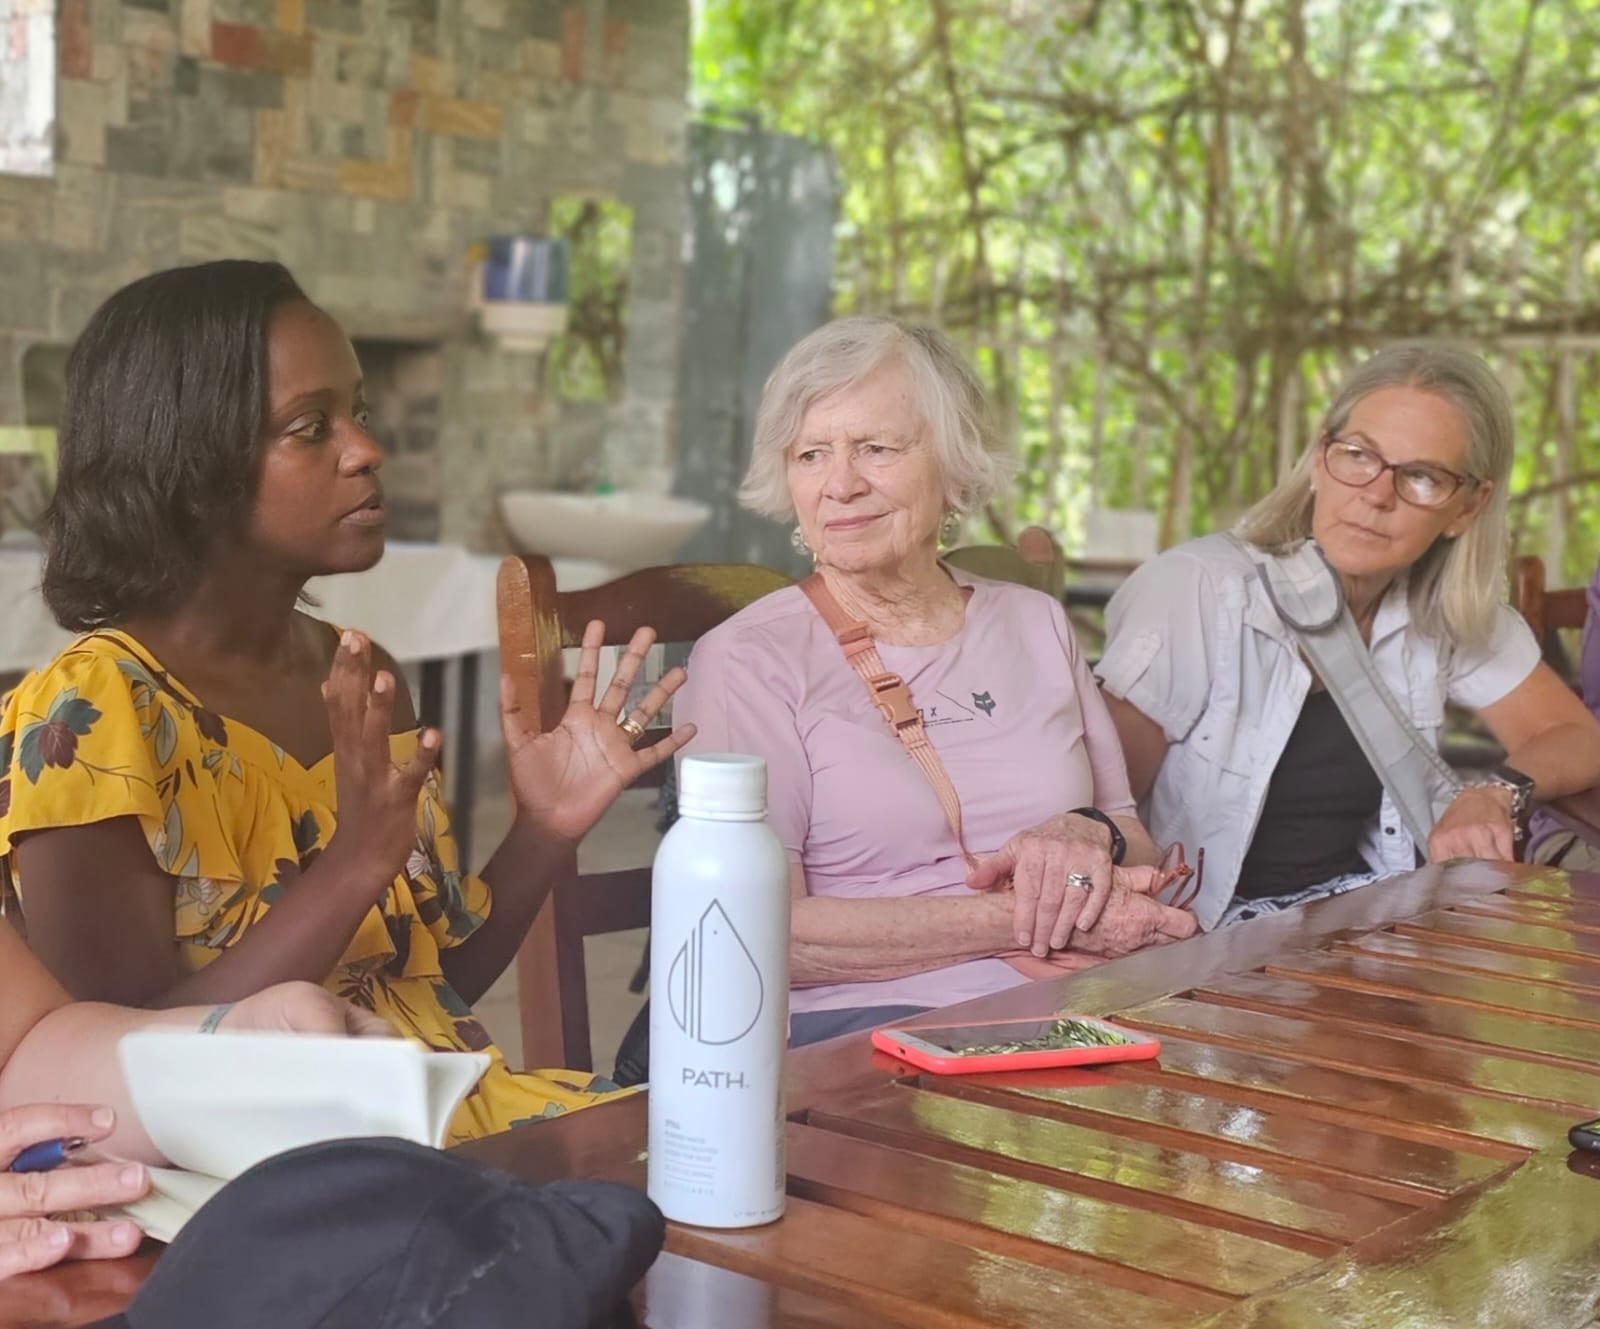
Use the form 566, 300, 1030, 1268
198, 1002, 236, 1035
1460, 778, 1529, 839
1065, 807, 1126, 865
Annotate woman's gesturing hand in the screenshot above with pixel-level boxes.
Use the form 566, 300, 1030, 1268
502, 621, 696, 846
0, 1106, 147, 1280
321, 631, 439, 892
967, 812, 1121, 956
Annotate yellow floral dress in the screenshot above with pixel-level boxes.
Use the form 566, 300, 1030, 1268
0, 630, 620, 1144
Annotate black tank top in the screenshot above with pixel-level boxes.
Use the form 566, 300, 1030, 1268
1233, 690, 1382, 899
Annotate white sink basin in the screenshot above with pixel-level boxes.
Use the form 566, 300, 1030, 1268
499, 489, 712, 570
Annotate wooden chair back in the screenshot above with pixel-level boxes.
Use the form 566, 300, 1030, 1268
497, 556, 794, 1072
1510, 554, 1600, 847
944, 524, 1066, 596
1512, 554, 1588, 681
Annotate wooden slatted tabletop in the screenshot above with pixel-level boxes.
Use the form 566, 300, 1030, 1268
10, 858, 1600, 1327
463, 859, 1600, 1328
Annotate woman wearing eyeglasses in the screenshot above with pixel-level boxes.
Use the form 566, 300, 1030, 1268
1098, 344, 1600, 929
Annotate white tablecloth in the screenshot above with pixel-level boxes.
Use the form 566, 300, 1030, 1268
0, 540, 616, 673
0, 544, 69, 675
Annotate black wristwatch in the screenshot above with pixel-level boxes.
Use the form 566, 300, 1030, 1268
1067, 806, 1126, 865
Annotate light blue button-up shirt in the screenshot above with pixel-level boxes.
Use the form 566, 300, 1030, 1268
1097, 534, 1540, 930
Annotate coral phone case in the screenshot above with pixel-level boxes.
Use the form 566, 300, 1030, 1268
870, 1014, 1161, 1076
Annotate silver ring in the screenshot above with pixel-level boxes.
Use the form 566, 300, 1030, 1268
1066, 872, 1093, 892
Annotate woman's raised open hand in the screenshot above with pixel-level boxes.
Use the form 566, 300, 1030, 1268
502, 621, 697, 846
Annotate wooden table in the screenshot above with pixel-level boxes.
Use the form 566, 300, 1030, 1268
12, 857, 1600, 1327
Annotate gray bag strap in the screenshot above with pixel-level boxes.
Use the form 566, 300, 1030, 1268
1229, 536, 1460, 845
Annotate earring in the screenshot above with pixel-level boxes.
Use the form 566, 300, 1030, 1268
790, 526, 811, 555
939, 513, 960, 545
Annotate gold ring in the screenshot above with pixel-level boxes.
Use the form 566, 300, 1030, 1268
617, 715, 645, 744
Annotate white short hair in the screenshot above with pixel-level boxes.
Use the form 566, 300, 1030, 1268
739, 316, 1015, 521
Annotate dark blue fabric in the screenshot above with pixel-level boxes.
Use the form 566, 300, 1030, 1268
788, 1004, 932, 1048
104, 1137, 661, 1329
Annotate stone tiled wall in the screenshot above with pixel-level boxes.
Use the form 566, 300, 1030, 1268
0, 0, 689, 544
354, 337, 443, 541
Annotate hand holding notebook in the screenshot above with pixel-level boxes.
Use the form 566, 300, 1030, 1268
110, 1031, 489, 1241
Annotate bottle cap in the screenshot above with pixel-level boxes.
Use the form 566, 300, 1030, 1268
677, 754, 767, 820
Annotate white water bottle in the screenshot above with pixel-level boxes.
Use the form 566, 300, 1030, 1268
647, 753, 790, 1228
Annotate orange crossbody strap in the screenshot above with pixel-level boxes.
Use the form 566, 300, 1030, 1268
799, 573, 978, 870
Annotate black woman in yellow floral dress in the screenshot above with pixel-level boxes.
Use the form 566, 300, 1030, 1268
0, 261, 693, 1143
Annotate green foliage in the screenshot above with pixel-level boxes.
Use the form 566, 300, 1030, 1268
548, 196, 634, 404
695, 0, 1600, 580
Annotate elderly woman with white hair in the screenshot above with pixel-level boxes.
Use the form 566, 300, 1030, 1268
1100, 344, 1600, 931
674, 316, 1197, 1047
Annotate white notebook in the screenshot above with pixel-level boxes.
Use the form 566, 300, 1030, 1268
112, 1031, 490, 1242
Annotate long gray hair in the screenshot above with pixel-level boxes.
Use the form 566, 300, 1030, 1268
1236, 344, 1514, 649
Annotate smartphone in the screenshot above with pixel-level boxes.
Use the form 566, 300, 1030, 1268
870, 1014, 1161, 1076
1568, 1118, 1600, 1153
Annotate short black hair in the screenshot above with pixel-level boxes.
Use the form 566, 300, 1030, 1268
40, 259, 309, 630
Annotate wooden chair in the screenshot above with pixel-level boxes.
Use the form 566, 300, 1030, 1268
1445, 555, 1591, 772
497, 556, 794, 1072
1508, 553, 1600, 849
497, 528, 1077, 1073
1513, 554, 1588, 682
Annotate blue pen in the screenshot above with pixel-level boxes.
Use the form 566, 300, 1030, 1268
9, 1137, 86, 1174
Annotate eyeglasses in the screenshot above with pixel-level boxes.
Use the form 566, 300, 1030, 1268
1154, 842, 1204, 912
1320, 435, 1479, 511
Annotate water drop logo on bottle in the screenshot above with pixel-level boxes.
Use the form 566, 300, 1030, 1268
667, 899, 765, 1046
648, 754, 790, 1228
